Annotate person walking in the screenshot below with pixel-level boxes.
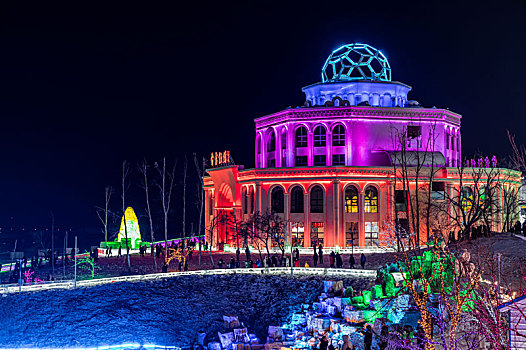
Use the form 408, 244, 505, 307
349, 254, 355, 269
245, 246, 251, 262
318, 244, 324, 264
313, 249, 318, 267
329, 251, 335, 268
360, 253, 366, 269
118, 245, 122, 257
336, 252, 342, 268
364, 325, 373, 350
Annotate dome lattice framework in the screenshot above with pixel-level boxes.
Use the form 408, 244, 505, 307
322, 43, 391, 83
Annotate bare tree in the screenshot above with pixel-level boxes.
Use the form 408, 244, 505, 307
138, 159, 157, 271
434, 165, 501, 241
155, 157, 177, 263
96, 186, 113, 243
182, 155, 187, 238
193, 153, 206, 269
121, 161, 131, 270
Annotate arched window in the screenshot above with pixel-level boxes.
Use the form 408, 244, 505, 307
267, 131, 276, 152
313, 125, 326, 147
270, 187, 284, 213
461, 186, 473, 213
310, 185, 324, 213
249, 187, 255, 214
242, 188, 248, 214
345, 186, 359, 213
332, 125, 345, 146
295, 127, 308, 148
290, 186, 304, 213
364, 186, 378, 213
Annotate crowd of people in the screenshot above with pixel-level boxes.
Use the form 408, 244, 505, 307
212, 244, 369, 271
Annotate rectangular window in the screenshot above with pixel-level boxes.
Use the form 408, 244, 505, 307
345, 222, 359, 247
365, 222, 379, 246
333, 154, 345, 166
407, 125, 422, 138
295, 155, 308, 167
314, 155, 326, 166
395, 190, 408, 212
432, 182, 446, 200
267, 159, 276, 168
310, 222, 324, 247
291, 223, 304, 247
333, 135, 345, 146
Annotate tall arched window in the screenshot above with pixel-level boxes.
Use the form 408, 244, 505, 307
345, 186, 359, 213
295, 126, 308, 148
313, 125, 326, 147
310, 185, 324, 213
270, 187, 284, 213
364, 186, 378, 213
267, 131, 276, 152
242, 188, 248, 214
332, 125, 345, 146
290, 186, 304, 213
249, 187, 255, 214
461, 186, 473, 213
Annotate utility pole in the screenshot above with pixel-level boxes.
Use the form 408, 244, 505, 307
51, 211, 55, 278
63, 230, 68, 279
74, 236, 77, 289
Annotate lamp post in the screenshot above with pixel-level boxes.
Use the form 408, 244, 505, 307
290, 223, 294, 277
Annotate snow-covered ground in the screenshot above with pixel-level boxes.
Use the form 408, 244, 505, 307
0, 274, 373, 348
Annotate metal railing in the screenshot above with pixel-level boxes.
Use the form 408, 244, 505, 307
0, 267, 375, 294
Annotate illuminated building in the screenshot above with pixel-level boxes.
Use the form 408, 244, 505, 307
204, 44, 520, 249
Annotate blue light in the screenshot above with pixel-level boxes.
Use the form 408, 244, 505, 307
321, 43, 391, 83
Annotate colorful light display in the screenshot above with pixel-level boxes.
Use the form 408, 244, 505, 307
117, 207, 142, 249
321, 43, 391, 82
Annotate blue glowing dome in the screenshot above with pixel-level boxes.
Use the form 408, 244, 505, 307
322, 43, 391, 83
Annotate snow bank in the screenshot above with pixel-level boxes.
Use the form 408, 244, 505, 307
0, 274, 372, 348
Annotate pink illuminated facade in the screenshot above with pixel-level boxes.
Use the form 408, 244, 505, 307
204, 44, 520, 249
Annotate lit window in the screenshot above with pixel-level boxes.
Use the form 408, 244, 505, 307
332, 125, 345, 146
461, 187, 473, 213
345, 186, 358, 213
345, 222, 358, 247
292, 222, 304, 247
310, 222, 324, 247
365, 222, 379, 246
364, 186, 378, 213
295, 127, 308, 148
313, 126, 326, 147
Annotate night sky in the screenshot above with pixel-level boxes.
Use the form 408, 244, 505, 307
0, 1, 524, 233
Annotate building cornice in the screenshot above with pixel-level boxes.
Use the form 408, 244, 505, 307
254, 106, 462, 129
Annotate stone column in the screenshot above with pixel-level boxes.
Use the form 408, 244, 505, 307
256, 182, 262, 213
326, 131, 332, 166
359, 190, 365, 247
276, 129, 282, 168
308, 129, 313, 167
304, 192, 311, 247
333, 179, 341, 247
